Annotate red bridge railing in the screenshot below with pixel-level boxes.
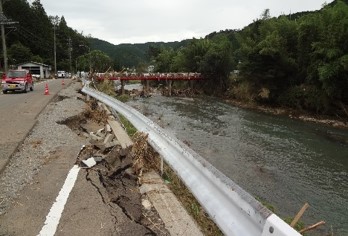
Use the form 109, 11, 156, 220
96, 73, 203, 81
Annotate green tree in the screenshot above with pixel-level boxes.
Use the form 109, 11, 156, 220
77, 50, 113, 72
199, 36, 233, 93
8, 42, 32, 64
154, 48, 176, 72
312, 1, 348, 105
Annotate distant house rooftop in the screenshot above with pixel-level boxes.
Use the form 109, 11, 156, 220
17, 62, 52, 79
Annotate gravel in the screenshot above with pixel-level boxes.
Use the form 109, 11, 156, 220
0, 81, 86, 215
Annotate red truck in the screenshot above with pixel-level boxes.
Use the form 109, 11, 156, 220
1, 69, 34, 94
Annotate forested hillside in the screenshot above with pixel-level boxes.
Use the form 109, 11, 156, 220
152, 0, 348, 118
89, 38, 191, 70
2, 0, 89, 71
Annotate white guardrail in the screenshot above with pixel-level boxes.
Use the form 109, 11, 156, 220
82, 85, 300, 236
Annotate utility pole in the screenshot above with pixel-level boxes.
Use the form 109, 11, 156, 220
53, 24, 56, 75
0, 0, 17, 73
51, 16, 59, 76
79, 44, 91, 72
68, 37, 72, 73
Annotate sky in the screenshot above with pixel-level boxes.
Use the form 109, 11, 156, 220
39, 0, 328, 45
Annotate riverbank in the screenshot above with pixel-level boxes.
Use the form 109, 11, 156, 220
223, 98, 348, 130
121, 82, 348, 130
151, 83, 348, 130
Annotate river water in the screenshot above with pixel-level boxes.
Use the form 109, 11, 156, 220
126, 94, 348, 235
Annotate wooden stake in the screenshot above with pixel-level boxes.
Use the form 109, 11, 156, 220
291, 203, 309, 227
168, 80, 172, 97
299, 221, 325, 234
121, 80, 125, 95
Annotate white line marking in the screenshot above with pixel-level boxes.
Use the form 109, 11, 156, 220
38, 165, 80, 236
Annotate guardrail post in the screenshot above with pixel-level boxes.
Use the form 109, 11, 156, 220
121, 80, 125, 95
146, 79, 149, 96
168, 80, 172, 96
190, 80, 194, 90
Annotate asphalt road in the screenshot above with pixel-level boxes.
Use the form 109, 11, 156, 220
0, 79, 71, 172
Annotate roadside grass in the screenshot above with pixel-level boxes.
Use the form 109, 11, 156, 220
119, 113, 137, 137
161, 162, 223, 236
117, 94, 130, 102
93, 79, 132, 102
94, 79, 116, 97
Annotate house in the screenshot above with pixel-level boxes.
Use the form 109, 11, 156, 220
17, 62, 51, 79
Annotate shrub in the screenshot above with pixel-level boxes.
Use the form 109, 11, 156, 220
277, 85, 331, 114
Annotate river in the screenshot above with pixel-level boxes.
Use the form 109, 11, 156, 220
126, 93, 348, 235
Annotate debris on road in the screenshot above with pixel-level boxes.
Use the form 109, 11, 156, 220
81, 157, 97, 168
62, 99, 171, 235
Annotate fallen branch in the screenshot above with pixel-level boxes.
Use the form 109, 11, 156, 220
291, 203, 309, 227
299, 221, 325, 234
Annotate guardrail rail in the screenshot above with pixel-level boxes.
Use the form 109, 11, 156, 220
82, 85, 300, 236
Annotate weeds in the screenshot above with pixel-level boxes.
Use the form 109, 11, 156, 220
94, 79, 116, 97
161, 163, 223, 236
119, 114, 137, 137
117, 94, 130, 102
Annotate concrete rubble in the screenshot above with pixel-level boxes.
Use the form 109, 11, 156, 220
70, 101, 203, 235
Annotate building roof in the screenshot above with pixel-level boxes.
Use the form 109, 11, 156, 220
18, 61, 51, 68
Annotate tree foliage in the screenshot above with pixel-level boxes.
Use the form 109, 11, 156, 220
2, 0, 89, 72
150, 0, 348, 116
233, 1, 348, 116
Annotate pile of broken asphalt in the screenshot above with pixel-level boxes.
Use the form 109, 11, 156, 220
63, 100, 171, 235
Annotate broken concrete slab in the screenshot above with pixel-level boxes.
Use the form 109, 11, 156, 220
96, 128, 105, 138
93, 140, 120, 152
107, 119, 133, 150
141, 170, 203, 236
89, 132, 103, 142
105, 124, 111, 133
104, 140, 120, 149
142, 199, 152, 211
98, 102, 112, 116
103, 133, 115, 144
82, 157, 97, 168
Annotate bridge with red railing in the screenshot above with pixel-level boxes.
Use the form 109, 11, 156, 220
96, 72, 203, 81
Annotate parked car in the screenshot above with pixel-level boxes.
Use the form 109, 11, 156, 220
57, 71, 66, 78
2, 69, 34, 94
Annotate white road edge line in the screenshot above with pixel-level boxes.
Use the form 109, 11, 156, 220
38, 165, 80, 236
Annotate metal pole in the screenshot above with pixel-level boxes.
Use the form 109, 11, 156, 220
0, 1, 8, 73
53, 24, 57, 76
1, 24, 7, 73
88, 47, 91, 73
68, 37, 72, 74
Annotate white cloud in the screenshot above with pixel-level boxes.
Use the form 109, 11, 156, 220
40, 0, 328, 45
